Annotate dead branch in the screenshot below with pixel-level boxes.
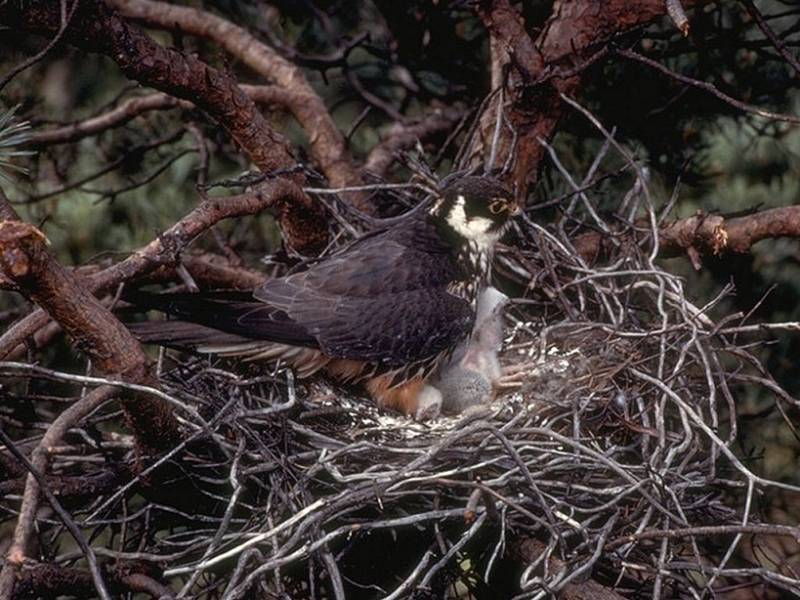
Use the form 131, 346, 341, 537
0, 217, 180, 451
164, 253, 267, 290
666, 0, 691, 36
740, 0, 800, 77
660, 206, 800, 256
0, 467, 125, 499
11, 563, 173, 600
616, 47, 800, 124
26, 85, 309, 148
0, 215, 144, 381
365, 107, 467, 177
2, 255, 265, 360
1, 3, 799, 597
0, 386, 118, 600
26, 93, 183, 146
0, 0, 79, 93
3, 159, 800, 596
514, 539, 627, 600
573, 206, 800, 268
0, 179, 306, 359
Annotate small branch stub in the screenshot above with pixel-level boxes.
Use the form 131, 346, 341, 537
666, 0, 691, 37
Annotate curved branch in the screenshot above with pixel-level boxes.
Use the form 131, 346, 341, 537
0, 386, 118, 600
364, 107, 466, 177
0, 208, 181, 453
617, 47, 800, 124
514, 538, 626, 600
27, 93, 182, 146
0, 179, 306, 359
1, 255, 265, 361
27, 85, 301, 147
0, 0, 329, 253
0, 221, 149, 379
108, 0, 367, 210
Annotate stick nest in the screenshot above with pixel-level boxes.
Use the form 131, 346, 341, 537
3, 181, 800, 600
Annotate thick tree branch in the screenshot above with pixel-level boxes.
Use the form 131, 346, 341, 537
12, 563, 172, 600
0, 0, 329, 253
476, 0, 710, 198
0, 179, 306, 359
0, 221, 147, 378
573, 206, 800, 267
660, 206, 800, 258
107, 0, 368, 211
0, 217, 180, 453
1, 255, 265, 361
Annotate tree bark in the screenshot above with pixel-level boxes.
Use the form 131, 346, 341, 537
0, 219, 180, 453
0, 0, 329, 253
476, 0, 711, 199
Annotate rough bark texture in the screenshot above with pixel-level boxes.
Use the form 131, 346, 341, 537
0, 0, 329, 253
109, 0, 369, 211
573, 206, 800, 267
0, 222, 144, 377
476, 0, 709, 199
13, 563, 172, 600
0, 221, 180, 453
0, 174, 309, 361
660, 206, 800, 256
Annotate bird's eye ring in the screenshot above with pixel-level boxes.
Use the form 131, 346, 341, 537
489, 199, 506, 215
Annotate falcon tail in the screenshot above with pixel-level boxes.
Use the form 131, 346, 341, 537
125, 320, 250, 346
122, 289, 319, 348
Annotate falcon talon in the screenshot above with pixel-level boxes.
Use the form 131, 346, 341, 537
125, 175, 516, 417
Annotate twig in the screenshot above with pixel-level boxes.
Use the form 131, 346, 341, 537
0, 386, 117, 600
616, 47, 800, 124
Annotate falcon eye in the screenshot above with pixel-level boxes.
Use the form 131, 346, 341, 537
489, 198, 507, 215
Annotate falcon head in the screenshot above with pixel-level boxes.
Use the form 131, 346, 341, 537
431, 176, 517, 249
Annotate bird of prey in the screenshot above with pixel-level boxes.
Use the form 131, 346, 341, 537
126, 175, 517, 418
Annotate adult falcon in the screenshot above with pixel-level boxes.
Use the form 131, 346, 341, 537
126, 176, 517, 418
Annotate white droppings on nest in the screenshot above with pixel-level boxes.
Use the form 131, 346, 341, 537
305, 380, 531, 442
373, 413, 458, 439
346, 390, 531, 441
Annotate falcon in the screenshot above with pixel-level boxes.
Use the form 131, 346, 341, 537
126, 176, 517, 418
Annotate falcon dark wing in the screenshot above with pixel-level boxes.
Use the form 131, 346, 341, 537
123, 289, 319, 348
252, 211, 474, 368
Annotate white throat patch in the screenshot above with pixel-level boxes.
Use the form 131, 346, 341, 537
445, 195, 501, 250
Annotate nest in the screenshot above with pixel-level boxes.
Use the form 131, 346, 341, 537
3, 172, 800, 600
